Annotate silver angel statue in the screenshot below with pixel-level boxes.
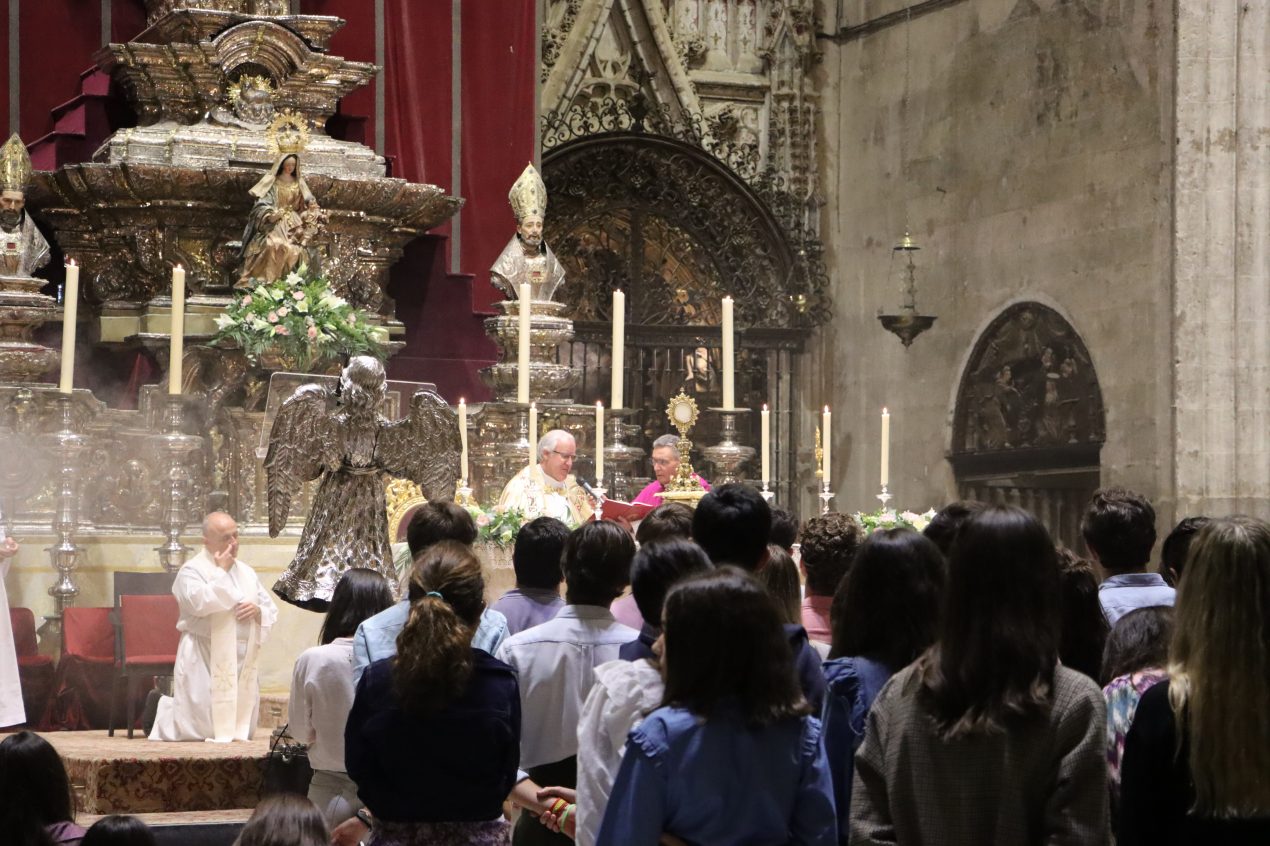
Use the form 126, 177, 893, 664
266, 356, 460, 611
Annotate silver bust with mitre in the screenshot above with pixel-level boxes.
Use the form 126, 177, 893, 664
0, 134, 50, 285
490, 163, 566, 303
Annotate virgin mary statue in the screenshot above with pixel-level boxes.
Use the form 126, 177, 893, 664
237, 153, 328, 287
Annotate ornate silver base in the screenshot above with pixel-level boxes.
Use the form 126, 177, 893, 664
602, 408, 644, 501
155, 394, 202, 572
818, 482, 835, 515
702, 408, 755, 486
42, 395, 86, 633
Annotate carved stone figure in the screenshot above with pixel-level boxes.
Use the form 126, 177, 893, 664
265, 356, 460, 610
490, 163, 567, 302
0, 135, 50, 282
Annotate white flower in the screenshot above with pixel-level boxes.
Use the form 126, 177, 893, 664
249, 316, 270, 331
370, 327, 389, 343
214, 314, 235, 330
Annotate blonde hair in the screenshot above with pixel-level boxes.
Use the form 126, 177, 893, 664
1167, 516, 1270, 816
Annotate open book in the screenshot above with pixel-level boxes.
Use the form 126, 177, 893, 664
591, 499, 657, 523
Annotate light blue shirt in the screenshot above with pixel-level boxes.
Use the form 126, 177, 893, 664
495, 605, 637, 769
352, 600, 509, 684
596, 704, 837, 846
1098, 572, 1175, 626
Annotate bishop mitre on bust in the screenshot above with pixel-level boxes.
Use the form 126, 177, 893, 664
0, 134, 51, 284
490, 163, 566, 303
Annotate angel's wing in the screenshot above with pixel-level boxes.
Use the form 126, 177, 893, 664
377, 389, 461, 500
264, 383, 340, 536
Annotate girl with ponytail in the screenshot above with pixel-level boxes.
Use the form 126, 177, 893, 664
345, 541, 521, 846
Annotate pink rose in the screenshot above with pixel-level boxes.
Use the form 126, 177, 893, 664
267, 311, 278, 323
242, 295, 253, 306
292, 291, 305, 300
307, 325, 318, 339
347, 314, 356, 325
275, 325, 290, 336
475, 512, 492, 527
277, 306, 289, 317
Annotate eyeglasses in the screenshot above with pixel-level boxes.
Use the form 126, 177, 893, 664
549, 450, 577, 462
651, 458, 677, 468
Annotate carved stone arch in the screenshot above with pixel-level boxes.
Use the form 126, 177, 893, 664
950, 302, 1106, 548
543, 131, 824, 328
542, 0, 701, 124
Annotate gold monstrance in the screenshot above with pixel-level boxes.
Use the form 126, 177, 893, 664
655, 392, 708, 507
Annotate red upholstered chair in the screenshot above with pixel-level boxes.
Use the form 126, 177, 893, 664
44, 606, 117, 730
8, 608, 54, 727
109, 593, 180, 738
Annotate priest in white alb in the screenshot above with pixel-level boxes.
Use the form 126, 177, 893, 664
150, 511, 278, 742
497, 429, 594, 527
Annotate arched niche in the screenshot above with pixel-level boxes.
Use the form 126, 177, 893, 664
540, 131, 829, 503
542, 132, 826, 330
950, 303, 1106, 548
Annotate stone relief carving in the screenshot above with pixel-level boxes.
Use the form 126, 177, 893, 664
954, 303, 1106, 453
542, 0, 821, 236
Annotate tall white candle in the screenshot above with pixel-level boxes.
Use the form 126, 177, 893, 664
881, 407, 891, 488
527, 402, 538, 472
517, 284, 532, 404
168, 264, 186, 395
458, 398, 469, 484
58, 261, 79, 394
610, 289, 625, 409
595, 401, 605, 483
761, 403, 771, 485
821, 405, 832, 487
721, 296, 735, 409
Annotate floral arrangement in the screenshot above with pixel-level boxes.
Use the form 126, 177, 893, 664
467, 505, 529, 549
853, 507, 937, 534
213, 267, 387, 368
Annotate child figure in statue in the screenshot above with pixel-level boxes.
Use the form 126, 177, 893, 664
238, 153, 328, 288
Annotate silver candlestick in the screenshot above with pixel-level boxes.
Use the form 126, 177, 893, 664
43, 394, 86, 627
760, 481, 774, 504
818, 480, 835, 515
602, 408, 643, 501
876, 485, 893, 512
155, 394, 200, 572
702, 408, 755, 486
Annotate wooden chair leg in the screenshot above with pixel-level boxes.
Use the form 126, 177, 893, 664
108, 673, 122, 737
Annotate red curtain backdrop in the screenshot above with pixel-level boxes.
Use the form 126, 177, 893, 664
459, 0, 538, 312
301, 0, 378, 150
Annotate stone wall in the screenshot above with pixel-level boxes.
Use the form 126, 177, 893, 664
809, 0, 1177, 522
1172, 1, 1270, 519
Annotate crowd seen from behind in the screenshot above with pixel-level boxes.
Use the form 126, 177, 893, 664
4, 484, 1269, 846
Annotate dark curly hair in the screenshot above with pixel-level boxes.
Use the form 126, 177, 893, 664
394, 541, 485, 716
1081, 487, 1156, 573
798, 512, 865, 597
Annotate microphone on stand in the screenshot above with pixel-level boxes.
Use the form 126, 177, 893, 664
579, 479, 605, 504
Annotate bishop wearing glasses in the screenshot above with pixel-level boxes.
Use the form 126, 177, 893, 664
497, 429, 594, 526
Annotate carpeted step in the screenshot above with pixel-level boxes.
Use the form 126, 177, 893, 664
41, 730, 269, 814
